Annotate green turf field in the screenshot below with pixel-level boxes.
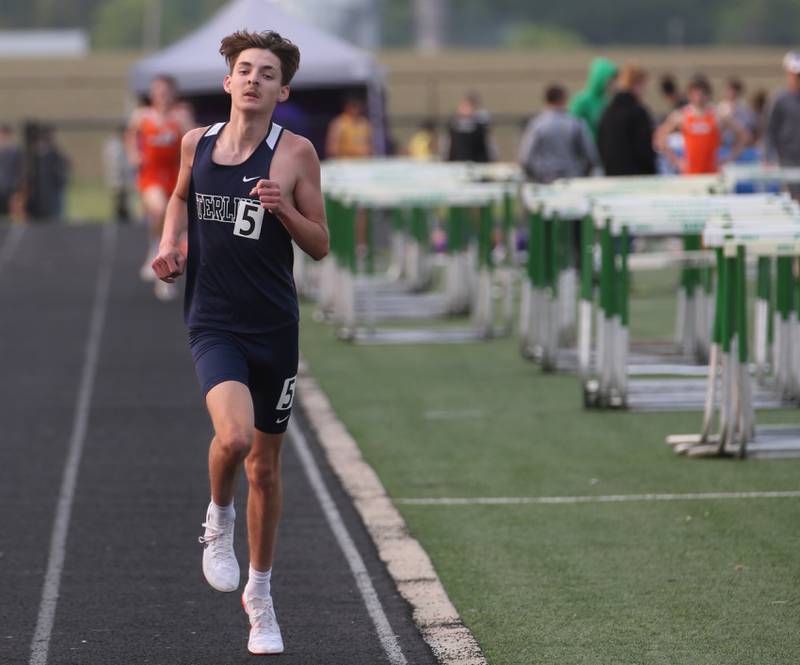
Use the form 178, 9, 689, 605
299, 274, 800, 664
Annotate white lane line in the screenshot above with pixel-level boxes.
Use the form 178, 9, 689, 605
395, 490, 800, 506
0, 225, 26, 270
29, 224, 117, 665
288, 420, 407, 665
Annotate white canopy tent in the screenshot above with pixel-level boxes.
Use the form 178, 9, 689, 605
129, 0, 386, 153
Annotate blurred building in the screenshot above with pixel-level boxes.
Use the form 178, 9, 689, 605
0, 30, 88, 58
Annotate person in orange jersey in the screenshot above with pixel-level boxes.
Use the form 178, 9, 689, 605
655, 74, 749, 174
126, 75, 194, 300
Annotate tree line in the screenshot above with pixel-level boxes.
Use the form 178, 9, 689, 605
2, 0, 799, 49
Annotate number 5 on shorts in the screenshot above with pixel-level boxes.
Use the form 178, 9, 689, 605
276, 376, 296, 411
234, 200, 264, 240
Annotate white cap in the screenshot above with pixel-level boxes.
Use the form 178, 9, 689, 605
783, 51, 800, 74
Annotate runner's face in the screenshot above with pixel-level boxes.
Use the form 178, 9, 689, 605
225, 48, 289, 114
688, 87, 708, 108
150, 80, 175, 108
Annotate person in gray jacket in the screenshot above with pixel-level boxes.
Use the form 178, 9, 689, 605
518, 84, 598, 183
765, 51, 800, 195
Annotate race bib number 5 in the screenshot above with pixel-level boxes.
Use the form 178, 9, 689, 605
233, 199, 264, 240
276, 376, 297, 411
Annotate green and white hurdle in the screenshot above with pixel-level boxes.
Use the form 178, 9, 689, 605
667, 215, 800, 458
585, 193, 798, 410
722, 163, 800, 192
317, 160, 521, 343
519, 175, 722, 373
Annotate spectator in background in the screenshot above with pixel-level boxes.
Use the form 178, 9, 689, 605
0, 124, 23, 220
325, 96, 373, 159
765, 51, 800, 194
103, 131, 132, 223
407, 119, 438, 160
655, 74, 748, 174
569, 58, 618, 142
597, 65, 657, 175
659, 74, 687, 116
518, 84, 598, 183
447, 92, 493, 162
718, 78, 758, 149
26, 125, 70, 221
750, 88, 770, 146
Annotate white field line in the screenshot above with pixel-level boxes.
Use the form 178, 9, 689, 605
29, 224, 117, 665
297, 363, 486, 665
288, 420, 407, 665
423, 409, 484, 421
395, 490, 800, 506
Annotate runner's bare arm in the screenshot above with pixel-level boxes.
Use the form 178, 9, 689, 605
654, 109, 683, 171
124, 108, 143, 168
152, 127, 206, 281
250, 136, 329, 261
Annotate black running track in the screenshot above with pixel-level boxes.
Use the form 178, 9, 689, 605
0, 224, 437, 665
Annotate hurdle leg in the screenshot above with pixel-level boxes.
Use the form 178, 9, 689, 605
577, 216, 595, 379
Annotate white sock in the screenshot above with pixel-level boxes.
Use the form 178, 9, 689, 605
246, 565, 272, 597
208, 499, 235, 523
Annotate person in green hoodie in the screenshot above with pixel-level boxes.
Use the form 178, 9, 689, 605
569, 57, 618, 142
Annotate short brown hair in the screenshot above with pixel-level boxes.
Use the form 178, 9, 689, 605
544, 84, 566, 105
688, 74, 712, 95
618, 65, 647, 91
219, 30, 300, 85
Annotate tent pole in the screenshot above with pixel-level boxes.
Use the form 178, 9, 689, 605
366, 80, 386, 156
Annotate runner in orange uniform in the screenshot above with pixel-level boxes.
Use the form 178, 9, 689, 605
127, 75, 194, 300
655, 74, 749, 174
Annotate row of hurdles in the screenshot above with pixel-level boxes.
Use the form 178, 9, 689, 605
298, 159, 800, 458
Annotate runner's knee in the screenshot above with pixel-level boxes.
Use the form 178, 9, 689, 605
216, 427, 252, 458
245, 454, 280, 492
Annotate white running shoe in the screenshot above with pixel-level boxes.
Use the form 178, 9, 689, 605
198, 506, 240, 592
242, 590, 284, 655
153, 280, 179, 302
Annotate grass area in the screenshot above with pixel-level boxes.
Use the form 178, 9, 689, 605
66, 179, 112, 223
66, 179, 141, 224
298, 289, 800, 665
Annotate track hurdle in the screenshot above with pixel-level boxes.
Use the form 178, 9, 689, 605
668, 216, 800, 458
519, 175, 722, 374
722, 163, 800, 193
584, 193, 798, 410
318, 160, 521, 343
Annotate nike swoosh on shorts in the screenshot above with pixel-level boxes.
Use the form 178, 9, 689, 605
276, 415, 290, 424
242, 175, 261, 182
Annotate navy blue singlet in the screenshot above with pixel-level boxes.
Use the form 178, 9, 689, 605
184, 121, 298, 333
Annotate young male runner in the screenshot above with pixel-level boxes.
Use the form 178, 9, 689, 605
126, 75, 194, 301
655, 74, 749, 174
151, 30, 328, 654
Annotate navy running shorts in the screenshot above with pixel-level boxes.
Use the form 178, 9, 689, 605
188, 323, 299, 434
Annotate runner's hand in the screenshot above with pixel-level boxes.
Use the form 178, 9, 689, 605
152, 246, 186, 283
249, 179, 283, 213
